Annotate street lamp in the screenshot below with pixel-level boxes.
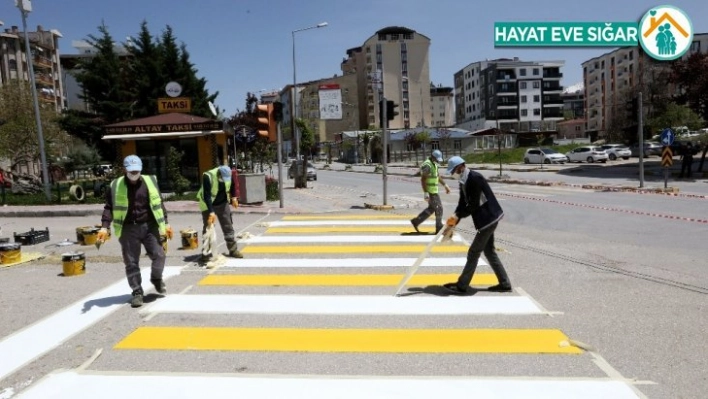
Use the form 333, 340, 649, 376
291, 22, 327, 170
15, 0, 51, 201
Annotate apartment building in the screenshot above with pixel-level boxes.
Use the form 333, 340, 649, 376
582, 32, 708, 136
562, 82, 584, 119
430, 85, 454, 127
455, 58, 564, 132
0, 25, 64, 112
341, 26, 431, 130
298, 73, 360, 144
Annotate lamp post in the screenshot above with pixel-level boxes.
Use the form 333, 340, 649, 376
291, 22, 327, 187
16, 0, 51, 201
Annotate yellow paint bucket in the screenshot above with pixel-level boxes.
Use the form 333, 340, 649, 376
81, 227, 100, 246
180, 229, 198, 249
62, 251, 86, 276
76, 226, 92, 245
0, 243, 21, 265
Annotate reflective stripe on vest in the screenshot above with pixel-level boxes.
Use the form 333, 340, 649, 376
111, 175, 166, 238
196, 167, 232, 211
422, 159, 439, 195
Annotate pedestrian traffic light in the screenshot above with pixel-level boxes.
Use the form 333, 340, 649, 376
256, 103, 276, 142
273, 101, 284, 122
386, 100, 399, 121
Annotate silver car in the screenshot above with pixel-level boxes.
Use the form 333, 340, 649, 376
288, 161, 317, 181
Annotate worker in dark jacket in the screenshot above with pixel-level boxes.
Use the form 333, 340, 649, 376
441, 156, 511, 293
196, 165, 241, 262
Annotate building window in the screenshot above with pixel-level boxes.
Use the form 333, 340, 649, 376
533, 95, 540, 102
520, 82, 527, 89
521, 95, 527, 103
533, 108, 541, 116
520, 69, 527, 76
453, 140, 462, 149
391, 33, 399, 40
575, 125, 581, 131
533, 81, 540, 89
378, 33, 386, 40
403, 33, 413, 40
521, 109, 528, 116
533, 68, 539, 76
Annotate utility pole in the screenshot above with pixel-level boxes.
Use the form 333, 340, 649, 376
638, 91, 644, 188
382, 95, 388, 206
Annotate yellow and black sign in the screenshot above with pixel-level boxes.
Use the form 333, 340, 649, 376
661, 146, 673, 167
158, 97, 191, 114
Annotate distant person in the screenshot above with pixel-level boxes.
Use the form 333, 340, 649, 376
441, 156, 512, 294
196, 165, 242, 263
679, 142, 694, 178
410, 149, 450, 234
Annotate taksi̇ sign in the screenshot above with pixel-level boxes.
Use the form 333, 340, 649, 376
158, 97, 192, 114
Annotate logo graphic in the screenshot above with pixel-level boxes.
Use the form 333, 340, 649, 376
638, 5, 693, 60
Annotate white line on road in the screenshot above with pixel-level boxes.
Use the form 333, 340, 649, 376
15, 371, 644, 399
0, 267, 182, 382
266, 220, 435, 226
242, 235, 464, 243
140, 294, 544, 316
219, 257, 487, 268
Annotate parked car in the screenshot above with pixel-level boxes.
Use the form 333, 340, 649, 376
566, 146, 609, 163
670, 141, 700, 156
523, 148, 568, 164
600, 144, 632, 160
93, 164, 113, 177
288, 161, 317, 181
629, 142, 662, 157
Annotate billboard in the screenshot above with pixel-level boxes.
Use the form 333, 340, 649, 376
318, 84, 342, 120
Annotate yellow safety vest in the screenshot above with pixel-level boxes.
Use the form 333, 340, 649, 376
110, 175, 166, 238
422, 159, 439, 195
196, 167, 233, 211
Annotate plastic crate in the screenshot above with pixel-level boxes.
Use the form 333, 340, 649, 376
14, 227, 50, 246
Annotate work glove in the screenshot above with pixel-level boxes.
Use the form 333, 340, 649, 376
207, 212, 216, 225
444, 184, 451, 194
165, 225, 173, 240
97, 228, 109, 243
423, 192, 430, 201
446, 215, 459, 227
231, 198, 239, 209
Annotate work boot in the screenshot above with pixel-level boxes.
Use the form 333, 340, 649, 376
227, 250, 244, 259
151, 279, 166, 295
410, 219, 420, 233
199, 253, 213, 265
130, 290, 144, 308
487, 283, 513, 293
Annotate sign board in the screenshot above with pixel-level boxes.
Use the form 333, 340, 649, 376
158, 97, 191, 114
165, 81, 182, 97
660, 128, 675, 146
318, 85, 342, 120
661, 146, 673, 167
105, 121, 222, 135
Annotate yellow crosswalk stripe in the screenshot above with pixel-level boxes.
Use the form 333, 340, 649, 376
198, 274, 497, 286
241, 245, 468, 254
282, 215, 416, 220
115, 327, 582, 354
267, 226, 436, 233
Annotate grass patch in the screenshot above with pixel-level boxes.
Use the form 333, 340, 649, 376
463, 144, 580, 165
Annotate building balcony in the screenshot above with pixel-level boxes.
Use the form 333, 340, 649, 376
543, 95, 563, 105
542, 83, 563, 92
34, 74, 54, 86
542, 109, 563, 118
33, 56, 52, 69
497, 100, 519, 108
496, 84, 517, 93
543, 71, 563, 79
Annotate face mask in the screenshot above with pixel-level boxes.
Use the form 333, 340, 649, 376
127, 172, 141, 182
457, 168, 470, 185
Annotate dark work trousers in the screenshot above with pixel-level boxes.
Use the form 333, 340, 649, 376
679, 156, 693, 178
411, 193, 443, 232
118, 222, 166, 294
456, 222, 510, 289
201, 202, 237, 255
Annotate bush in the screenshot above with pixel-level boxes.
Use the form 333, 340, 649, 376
266, 176, 279, 201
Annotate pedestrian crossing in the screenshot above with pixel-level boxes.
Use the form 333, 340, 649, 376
15, 213, 645, 398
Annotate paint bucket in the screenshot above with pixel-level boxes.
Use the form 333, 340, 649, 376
62, 251, 85, 276
81, 227, 100, 246
180, 229, 198, 249
0, 242, 21, 265
76, 226, 92, 244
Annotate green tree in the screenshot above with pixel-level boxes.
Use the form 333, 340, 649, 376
166, 146, 190, 194
649, 102, 704, 132
671, 52, 708, 121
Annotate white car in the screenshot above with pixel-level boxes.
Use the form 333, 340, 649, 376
566, 146, 609, 163
600, 144, 632, 161
523, 148, 568, 164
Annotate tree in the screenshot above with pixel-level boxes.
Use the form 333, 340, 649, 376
671, 52, 708, 121
650, 103, 704, 132
166, 147, 190, 194
438, 128, 452, 157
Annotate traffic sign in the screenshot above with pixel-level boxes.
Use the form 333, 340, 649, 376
661, 146, 673, 167
660, 128, 675, 146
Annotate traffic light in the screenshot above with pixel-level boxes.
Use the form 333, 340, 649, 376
256, 103, 276, 142
273, 101, 284, 122
378, 100, 385, 128
627, 97, 639, 121
386, 100, 399, 122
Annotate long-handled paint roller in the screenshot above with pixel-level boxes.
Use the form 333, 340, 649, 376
393, 227, 447, 296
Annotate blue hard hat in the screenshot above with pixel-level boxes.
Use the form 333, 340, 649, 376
432, 149, 443, 162
123, 155, 142, 172
446, 156, 465, 174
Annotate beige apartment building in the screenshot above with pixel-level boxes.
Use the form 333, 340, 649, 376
0, 25, 64, 112
341, 26, 431, 130
582, 33, 708, 137
430, 85, 454, 127
299, 73, 360, 144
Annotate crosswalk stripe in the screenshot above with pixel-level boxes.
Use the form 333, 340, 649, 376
243, 235, 464, 244
241, 245, 468, 254
220, 257, 488, 268
267, 220, 434, 226
14, 371, 643, 399
282, 215, 417, 220
115, 327, 582, 354
198, 273, 497, 286
142, 294, 537, 315
267, 226, 436, 233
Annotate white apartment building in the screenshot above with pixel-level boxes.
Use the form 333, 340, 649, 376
342, 26, 431, 130
430, 85, 454, 127
455, 58, 565, 132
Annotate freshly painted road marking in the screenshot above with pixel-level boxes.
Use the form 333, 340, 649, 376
115, 327, 582, 354
220, 257, 486, 268
15, 371, 644, 399
141, 294, 539, 316
0, 266, 182, 382
267, 220, 434, 226
243, 235, 464, 244
241, 245, 468, 254
282, 215, 417, 220
267, 226, 437, 233
198, 273, 497, 286
14, 371, 645, 399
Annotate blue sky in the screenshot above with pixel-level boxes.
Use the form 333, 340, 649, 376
2, 0, 706, 117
